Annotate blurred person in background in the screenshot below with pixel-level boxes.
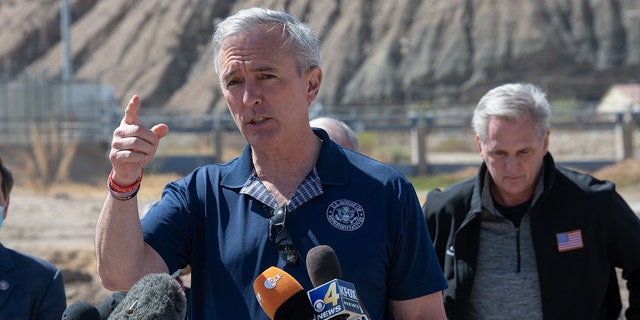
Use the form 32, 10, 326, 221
423, 82, 640, 319
0, 156, 66, 319
95, 7, 446, 320
310, 117, 360, 152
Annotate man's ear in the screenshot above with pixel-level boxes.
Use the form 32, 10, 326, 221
475, 134, 483, 153
306, 67, 322, 103
543, 129, 550, 152
3, 196, 9, 219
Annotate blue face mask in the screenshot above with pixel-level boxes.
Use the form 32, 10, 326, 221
0, 206, 3, 229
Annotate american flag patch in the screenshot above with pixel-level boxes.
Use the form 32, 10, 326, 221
556, 229, 584, 252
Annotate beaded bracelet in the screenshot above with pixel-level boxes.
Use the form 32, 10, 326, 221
108, 168, 143, 193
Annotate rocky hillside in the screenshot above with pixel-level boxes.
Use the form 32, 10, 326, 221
1, 0, 638, 116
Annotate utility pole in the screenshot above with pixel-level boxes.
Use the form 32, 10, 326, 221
60, 0, 72, 82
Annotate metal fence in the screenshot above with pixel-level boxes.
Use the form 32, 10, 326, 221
1, 80, 636, 175
0, 80, 119, 145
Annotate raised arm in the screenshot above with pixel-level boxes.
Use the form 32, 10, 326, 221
95, 95, 170, 291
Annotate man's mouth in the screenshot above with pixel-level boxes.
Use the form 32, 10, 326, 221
250, 117, 266, 125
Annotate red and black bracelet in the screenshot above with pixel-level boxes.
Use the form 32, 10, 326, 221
107, 168, 143, 201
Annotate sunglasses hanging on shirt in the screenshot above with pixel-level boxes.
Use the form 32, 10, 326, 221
269, 205, 300, 267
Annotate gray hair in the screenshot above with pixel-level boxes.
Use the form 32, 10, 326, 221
310, 117, 360, 152
211, 7, 321, 77
472, 83, 551, 142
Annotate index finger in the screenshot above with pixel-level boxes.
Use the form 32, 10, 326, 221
121, 95, 140, 125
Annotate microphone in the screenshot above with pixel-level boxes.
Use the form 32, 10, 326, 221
306, 245, 367, 320
253, 266, 314, 320
107, 273, 187, 320
62, 301, 101, 320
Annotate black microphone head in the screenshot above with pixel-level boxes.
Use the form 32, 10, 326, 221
107, 273, 187, 320
62, 301, 101, 320
306, 245, 342, 287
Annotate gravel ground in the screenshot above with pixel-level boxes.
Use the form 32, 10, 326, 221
0, 191, 162, 306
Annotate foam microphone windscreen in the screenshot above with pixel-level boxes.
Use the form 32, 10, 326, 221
253, 266, 314, 320
107, 273, 187, 320
306, 245, 343, 286
62, 301, 101, 320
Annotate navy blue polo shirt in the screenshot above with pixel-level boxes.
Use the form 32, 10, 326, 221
141, 129, 446, 319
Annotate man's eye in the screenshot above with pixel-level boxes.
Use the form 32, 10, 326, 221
226, 79, 240, 87
518, 150, 532, 157
259, 74, 275, 80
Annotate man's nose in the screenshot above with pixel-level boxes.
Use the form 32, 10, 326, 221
505, 155, 519, 171
243, 82, 262, 107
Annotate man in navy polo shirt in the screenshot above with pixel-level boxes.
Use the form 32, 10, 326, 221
95, 7, 446, 319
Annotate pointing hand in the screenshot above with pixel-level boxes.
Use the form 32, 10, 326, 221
109, 95, 169, 185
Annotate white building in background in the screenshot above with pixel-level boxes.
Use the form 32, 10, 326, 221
596, 84, 640, 113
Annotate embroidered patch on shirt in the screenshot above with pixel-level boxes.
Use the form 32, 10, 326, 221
326, 199, 365, 231
556, 229, 584, 252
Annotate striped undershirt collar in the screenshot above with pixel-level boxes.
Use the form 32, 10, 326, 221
240, 167, 324, 212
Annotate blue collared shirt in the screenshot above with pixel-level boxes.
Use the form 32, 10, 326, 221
141, 128, 447, 319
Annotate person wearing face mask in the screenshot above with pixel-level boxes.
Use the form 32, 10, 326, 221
0, 155, 67, 319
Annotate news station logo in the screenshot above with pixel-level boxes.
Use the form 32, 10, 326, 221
255, 272, 282, 307
263, 273, 282, 289
307, 279, 364, 320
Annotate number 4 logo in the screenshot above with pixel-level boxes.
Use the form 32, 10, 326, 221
323, 281, 339, 307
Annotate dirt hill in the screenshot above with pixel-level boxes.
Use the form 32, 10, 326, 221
0, 0, 638, 116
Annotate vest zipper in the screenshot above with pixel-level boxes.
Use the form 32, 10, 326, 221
515, 226, 521, 273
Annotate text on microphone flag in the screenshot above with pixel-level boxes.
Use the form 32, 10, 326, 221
307, 279, 364, 320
